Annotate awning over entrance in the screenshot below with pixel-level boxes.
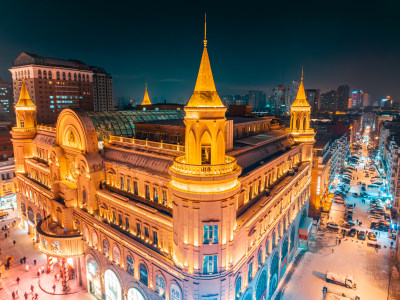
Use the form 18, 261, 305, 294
299, 216, 313, 240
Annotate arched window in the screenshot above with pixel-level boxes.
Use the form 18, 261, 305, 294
48, 71, 52, 79
156, 274, 166, 298
170, 283, 182, 300
139, 263, 148, 286
92, 232, 98, 249
248, 261, 253, 282
83, 226, 89, 242
82, 188, 87, 205
28, 207, 34, 223
290, 226, 296, 252
127, 288, 145, 300
68, 73, 71, 80
86, 74, 89, 81
103, 239, 109, 256
256, 270, 267, 300
126, 254, 134, 276
78, 74, 81, 81
113, 245, 120, 264
74, 73, 77, 81
82, 74, 85, 82
38, 70, 42, 78
258, 249, 263, 268
36, 213, 42, 224
56, 71, 60, 79
235, 276, 242, 300
104, 269, 122, 300
266, 239, 270, 257
62, 72, 66, 80
43, 70, 47, 79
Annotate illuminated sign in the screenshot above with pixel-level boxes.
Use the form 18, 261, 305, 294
316, 176, 321, 195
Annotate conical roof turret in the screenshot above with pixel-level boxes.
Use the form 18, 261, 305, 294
186, 18, 224, 108
291, 68, 310, 107
16, 79, 35, 107
141, 83, 152, 105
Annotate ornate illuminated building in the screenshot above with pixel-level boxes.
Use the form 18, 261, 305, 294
12, 26, 314, 300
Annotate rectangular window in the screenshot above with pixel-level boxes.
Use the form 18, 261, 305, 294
153, 231, 158, 246
203, 225, 218, 244
112, 211, 116, 223
120, 177, 124, 190
153, 187, 158, 203
136, 223, 141, 236
145, 227, 149, 238
125, 217, 130, 231
118, 214, 122, 226
133, 181, 138, 195
127, 179, 131, 192
145, 185, 150, 200
162, 190, 168, 206
203, 255, 217, 274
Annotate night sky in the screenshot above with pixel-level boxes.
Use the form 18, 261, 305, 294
0, 0, 399, 103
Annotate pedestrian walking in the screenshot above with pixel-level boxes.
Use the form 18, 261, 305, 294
30, 285, 34, 293
332, 248, 334, 253
33, 259, 36, 266
34, 293, 38, 300
20, 258, 23, 265
339, 239, 342, 245
5, 233, 7, 238
52, 284, 56, 293
37, 271, 40, 278
24, 292, 28, 300
12, 291, 15, 299
23, 256, 26, 264
16, 277, 20, 285
13, 240, 16, 246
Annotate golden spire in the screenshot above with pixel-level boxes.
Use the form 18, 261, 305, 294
186, 16, 224, 108
291, 67, 310, 107
16, 79, 35, 107
141, 82, 152, 105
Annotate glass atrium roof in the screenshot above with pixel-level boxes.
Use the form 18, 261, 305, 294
86, 110, 185, 140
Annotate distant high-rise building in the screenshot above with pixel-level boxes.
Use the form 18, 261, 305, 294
350, 90, 364, 108
0, 80, 13, 118
320, 90, 337, 111
268, 84, 286, 116
305, 89, 321, 114
337, 85, 350, 111
286, 81, 300, 114
248, 90, 266, 110
9, 52, 113, 124
362, 92, 370, 107
91, 67, 114, 111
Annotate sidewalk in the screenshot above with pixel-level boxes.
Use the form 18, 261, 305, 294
0, 219, 90, 299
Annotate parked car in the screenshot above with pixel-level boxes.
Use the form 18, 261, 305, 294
368, 232, 377, 241
334, 198, 345, 204
357, 231, 366, 240
353, 193, 358, 197
345, 222, 356, 229
327, 222, 340, 231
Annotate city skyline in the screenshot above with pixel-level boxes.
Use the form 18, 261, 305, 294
0, 0, 399, 103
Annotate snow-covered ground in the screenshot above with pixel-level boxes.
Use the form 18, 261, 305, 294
278, 144, 395, 300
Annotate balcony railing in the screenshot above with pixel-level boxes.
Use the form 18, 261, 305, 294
12, 127, 36, 133
109, 136, 185, 153
37, 125, 56, 133
171, 156, 237, 176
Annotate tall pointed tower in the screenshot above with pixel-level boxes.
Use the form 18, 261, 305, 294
11, 79, 37, 173
141, 83, 152, 105
289, 69, 315, 161
169, 20, 241, 295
